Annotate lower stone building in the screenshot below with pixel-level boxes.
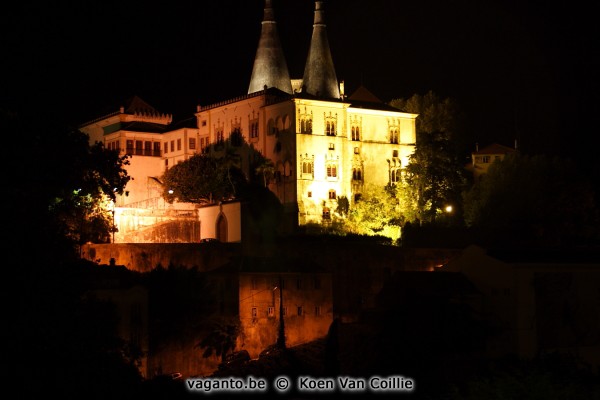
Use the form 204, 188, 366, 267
209, 256, 334, 359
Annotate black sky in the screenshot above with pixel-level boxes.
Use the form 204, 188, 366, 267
2, 0, 598, 162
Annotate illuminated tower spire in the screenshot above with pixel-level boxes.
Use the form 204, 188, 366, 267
302, 1, 340, 99
248, 0, 292, 94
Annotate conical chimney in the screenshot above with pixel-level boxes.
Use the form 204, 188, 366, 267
248, 0, 292, 94
302, 1, 340, 99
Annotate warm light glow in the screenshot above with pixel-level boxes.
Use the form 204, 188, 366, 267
168, 189, 174, 195
445, 205, 453, 213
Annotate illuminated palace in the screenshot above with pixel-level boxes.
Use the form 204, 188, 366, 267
80, 0, 417, 242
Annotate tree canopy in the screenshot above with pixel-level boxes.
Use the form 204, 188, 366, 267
3, 109, 130, 260
390, 91, 470, 225
462, 152, 600, 247
161, 152, 246, 204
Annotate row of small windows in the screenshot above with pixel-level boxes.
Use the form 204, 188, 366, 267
301, 162, 364, 181
251, 306, 322, 318
123, 140, 161, 157
113, 137, 209, 157
475, 155, 501, 163
251, 277, 321, 290
295, 123, 402, 143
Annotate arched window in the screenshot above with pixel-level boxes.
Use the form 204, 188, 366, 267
390, 168, 401, 184
302, 161, 312, 175
216, 213, 227, 242
390, 128, 399, 144
326, 163, 337, 178
351, 125, 360, 141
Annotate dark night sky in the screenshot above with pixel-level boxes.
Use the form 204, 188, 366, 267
2, 0, 598, 162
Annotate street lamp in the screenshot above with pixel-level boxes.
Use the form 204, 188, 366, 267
274, 276, 286, 349
112, 201, 116, 243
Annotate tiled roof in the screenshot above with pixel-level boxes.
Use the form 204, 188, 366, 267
473, 143, 517, 155
119, 121, 171, 133
348, 85, 382, 103
122, 95, 159, 114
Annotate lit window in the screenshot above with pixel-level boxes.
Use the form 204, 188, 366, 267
126, 140, 134, 155
302, 161, 313, 176
390, 168, 401, 183
326, 121, 336, 136
249, 120, 259, 139
326, 163, 337, 178
216, 128, 224, 143
351, 125, 360, 141
390, 128, 399, 144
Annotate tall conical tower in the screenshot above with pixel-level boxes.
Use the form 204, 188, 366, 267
301, 1, 340, 99
248, 0, 292, 94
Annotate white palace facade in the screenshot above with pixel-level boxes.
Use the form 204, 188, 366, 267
79, 0, 417, 243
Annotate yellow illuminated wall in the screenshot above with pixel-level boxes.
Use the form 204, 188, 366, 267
196, 90, 417, 228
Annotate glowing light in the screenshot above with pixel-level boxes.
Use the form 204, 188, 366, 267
445, 205, 453, 213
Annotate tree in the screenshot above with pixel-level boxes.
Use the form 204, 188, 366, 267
255, 158, 275, 188
197, 316, 241, 363
345, 184, 402, 242
462, 153, 600, 247
161, 152, 245, 204
390, 91, 470, 224
3, 108, 130, 260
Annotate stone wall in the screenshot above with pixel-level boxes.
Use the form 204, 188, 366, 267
81, 242, 242, 273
